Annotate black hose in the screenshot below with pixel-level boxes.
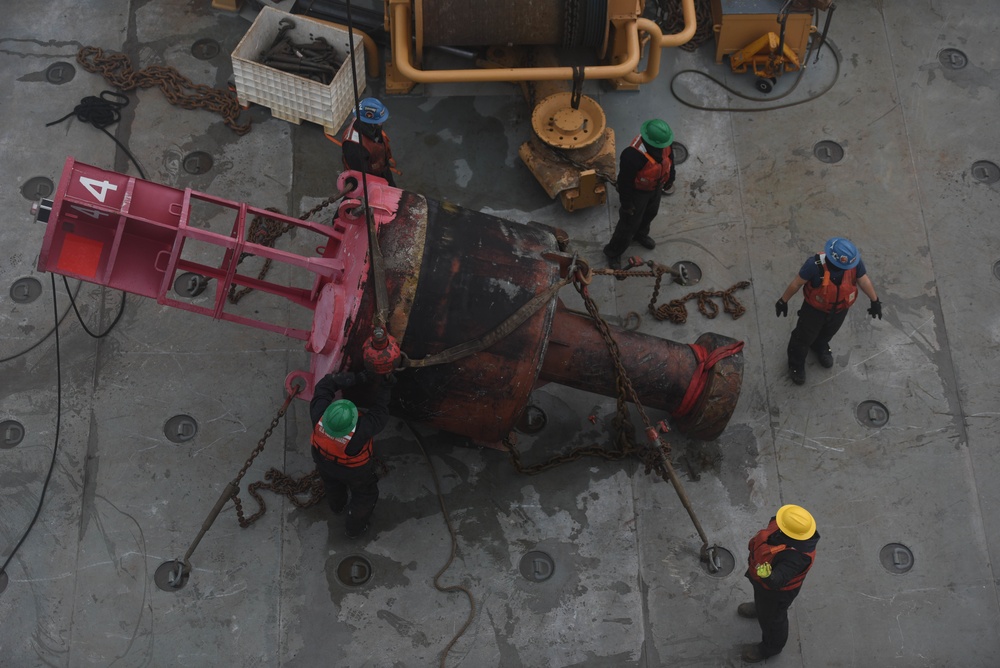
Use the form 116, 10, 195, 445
669, 36, 841, 112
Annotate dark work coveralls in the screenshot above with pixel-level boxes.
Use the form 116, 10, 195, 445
603, 139, 675, 260
788, 256, 868, 371
309, 374, 391, 535
746, 522, 821, 658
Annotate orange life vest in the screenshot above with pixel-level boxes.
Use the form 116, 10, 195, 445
630, 135, 673, 191
310, 418, 373, 467
803, 253, 858, 313
747, 518, 816, 591
341, 121, 394, 175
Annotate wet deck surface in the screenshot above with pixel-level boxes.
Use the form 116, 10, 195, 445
2, 1, 999, 666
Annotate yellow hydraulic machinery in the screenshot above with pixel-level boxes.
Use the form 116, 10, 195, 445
711, 0, 835, 93
383, 0, 698, 211
519, 90, 616, 212
729, 31, 802, 89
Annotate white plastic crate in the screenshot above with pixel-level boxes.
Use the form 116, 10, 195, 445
231, 6, 366, 134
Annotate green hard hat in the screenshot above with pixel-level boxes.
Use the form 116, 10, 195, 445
322, 399, 358, 437
640, 119, 673, 148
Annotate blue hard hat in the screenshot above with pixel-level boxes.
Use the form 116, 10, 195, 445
356, 97, 388, 125
824, 237, 860, 269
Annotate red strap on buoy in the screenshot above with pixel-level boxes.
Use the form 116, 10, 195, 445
672, 341, 745, 418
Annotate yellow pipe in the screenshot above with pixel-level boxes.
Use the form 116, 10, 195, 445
655, 0, 698, 49
312, 19, 380, 78
389, 0, 641, 83
624, 0, 698, 84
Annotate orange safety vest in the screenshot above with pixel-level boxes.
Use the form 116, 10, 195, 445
630, 135, 673, 191
310, 418, 373, 467
341, 121, 394, 175
747, 518, 816, 591
803, 253, 858, 313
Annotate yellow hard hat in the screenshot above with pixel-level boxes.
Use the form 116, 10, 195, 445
776, 504, 816, 540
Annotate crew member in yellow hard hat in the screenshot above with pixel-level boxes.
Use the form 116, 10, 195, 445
309, 370, 391, 539
738, 504, 820, 663
603, 118, 676, 275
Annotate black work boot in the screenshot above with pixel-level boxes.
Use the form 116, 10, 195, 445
789, 363, 806, 385
634, 234, 656, 250
737, 602, 757, 618
345, 511, 370, 539
741, 643, 766, 663
814, 346, 834, 368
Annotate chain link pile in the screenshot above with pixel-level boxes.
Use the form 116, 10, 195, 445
77, 46, 251, 135
651, 280, 752, 324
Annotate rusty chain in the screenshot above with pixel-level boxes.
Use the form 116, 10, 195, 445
589, 262, 752, 325
505, 263, 720, 557
238, 457, 389, 527
650, 280, 752, 324
77, 46, 251, 135
228, 192, 346, 304
505, 270, 672, 479
230, 385, 302, 528
243, 468, 325, 523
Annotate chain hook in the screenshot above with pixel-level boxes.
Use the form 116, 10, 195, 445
701, 544, 722, 574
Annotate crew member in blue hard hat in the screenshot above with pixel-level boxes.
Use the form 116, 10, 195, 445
309, 369, 391, 538
738, 505, 820, 663
775, 237, 882, 385
341, 97, 396, 185
603, 118, 676, 275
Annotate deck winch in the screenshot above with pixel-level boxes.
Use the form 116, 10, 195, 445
383, 0, 701, 210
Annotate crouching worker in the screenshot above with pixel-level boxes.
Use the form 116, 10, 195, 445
309, 371, 391, 539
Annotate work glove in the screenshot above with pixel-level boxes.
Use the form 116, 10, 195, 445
355, 371, 369, 385
775, 298, 788, 317
755, 562, 772, 578
330, 372, 356, 388
868, 300, 882, 320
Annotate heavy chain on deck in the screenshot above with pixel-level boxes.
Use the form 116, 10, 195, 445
240, 469, 325, 526
505, 262, 721, 560
651, 281, 752, 324
505, 266, 672, 479
77, 46, 251, 135
229, 387, 306, 528
591, 261, 751, 325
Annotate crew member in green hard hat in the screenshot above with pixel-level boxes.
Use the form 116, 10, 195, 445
738, 505, 821, 663
603, 118, 676, 274
309, 370, 391, 539
341, 96, 396, 186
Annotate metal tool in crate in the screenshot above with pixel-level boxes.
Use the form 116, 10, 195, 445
259, 17, 342, 85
